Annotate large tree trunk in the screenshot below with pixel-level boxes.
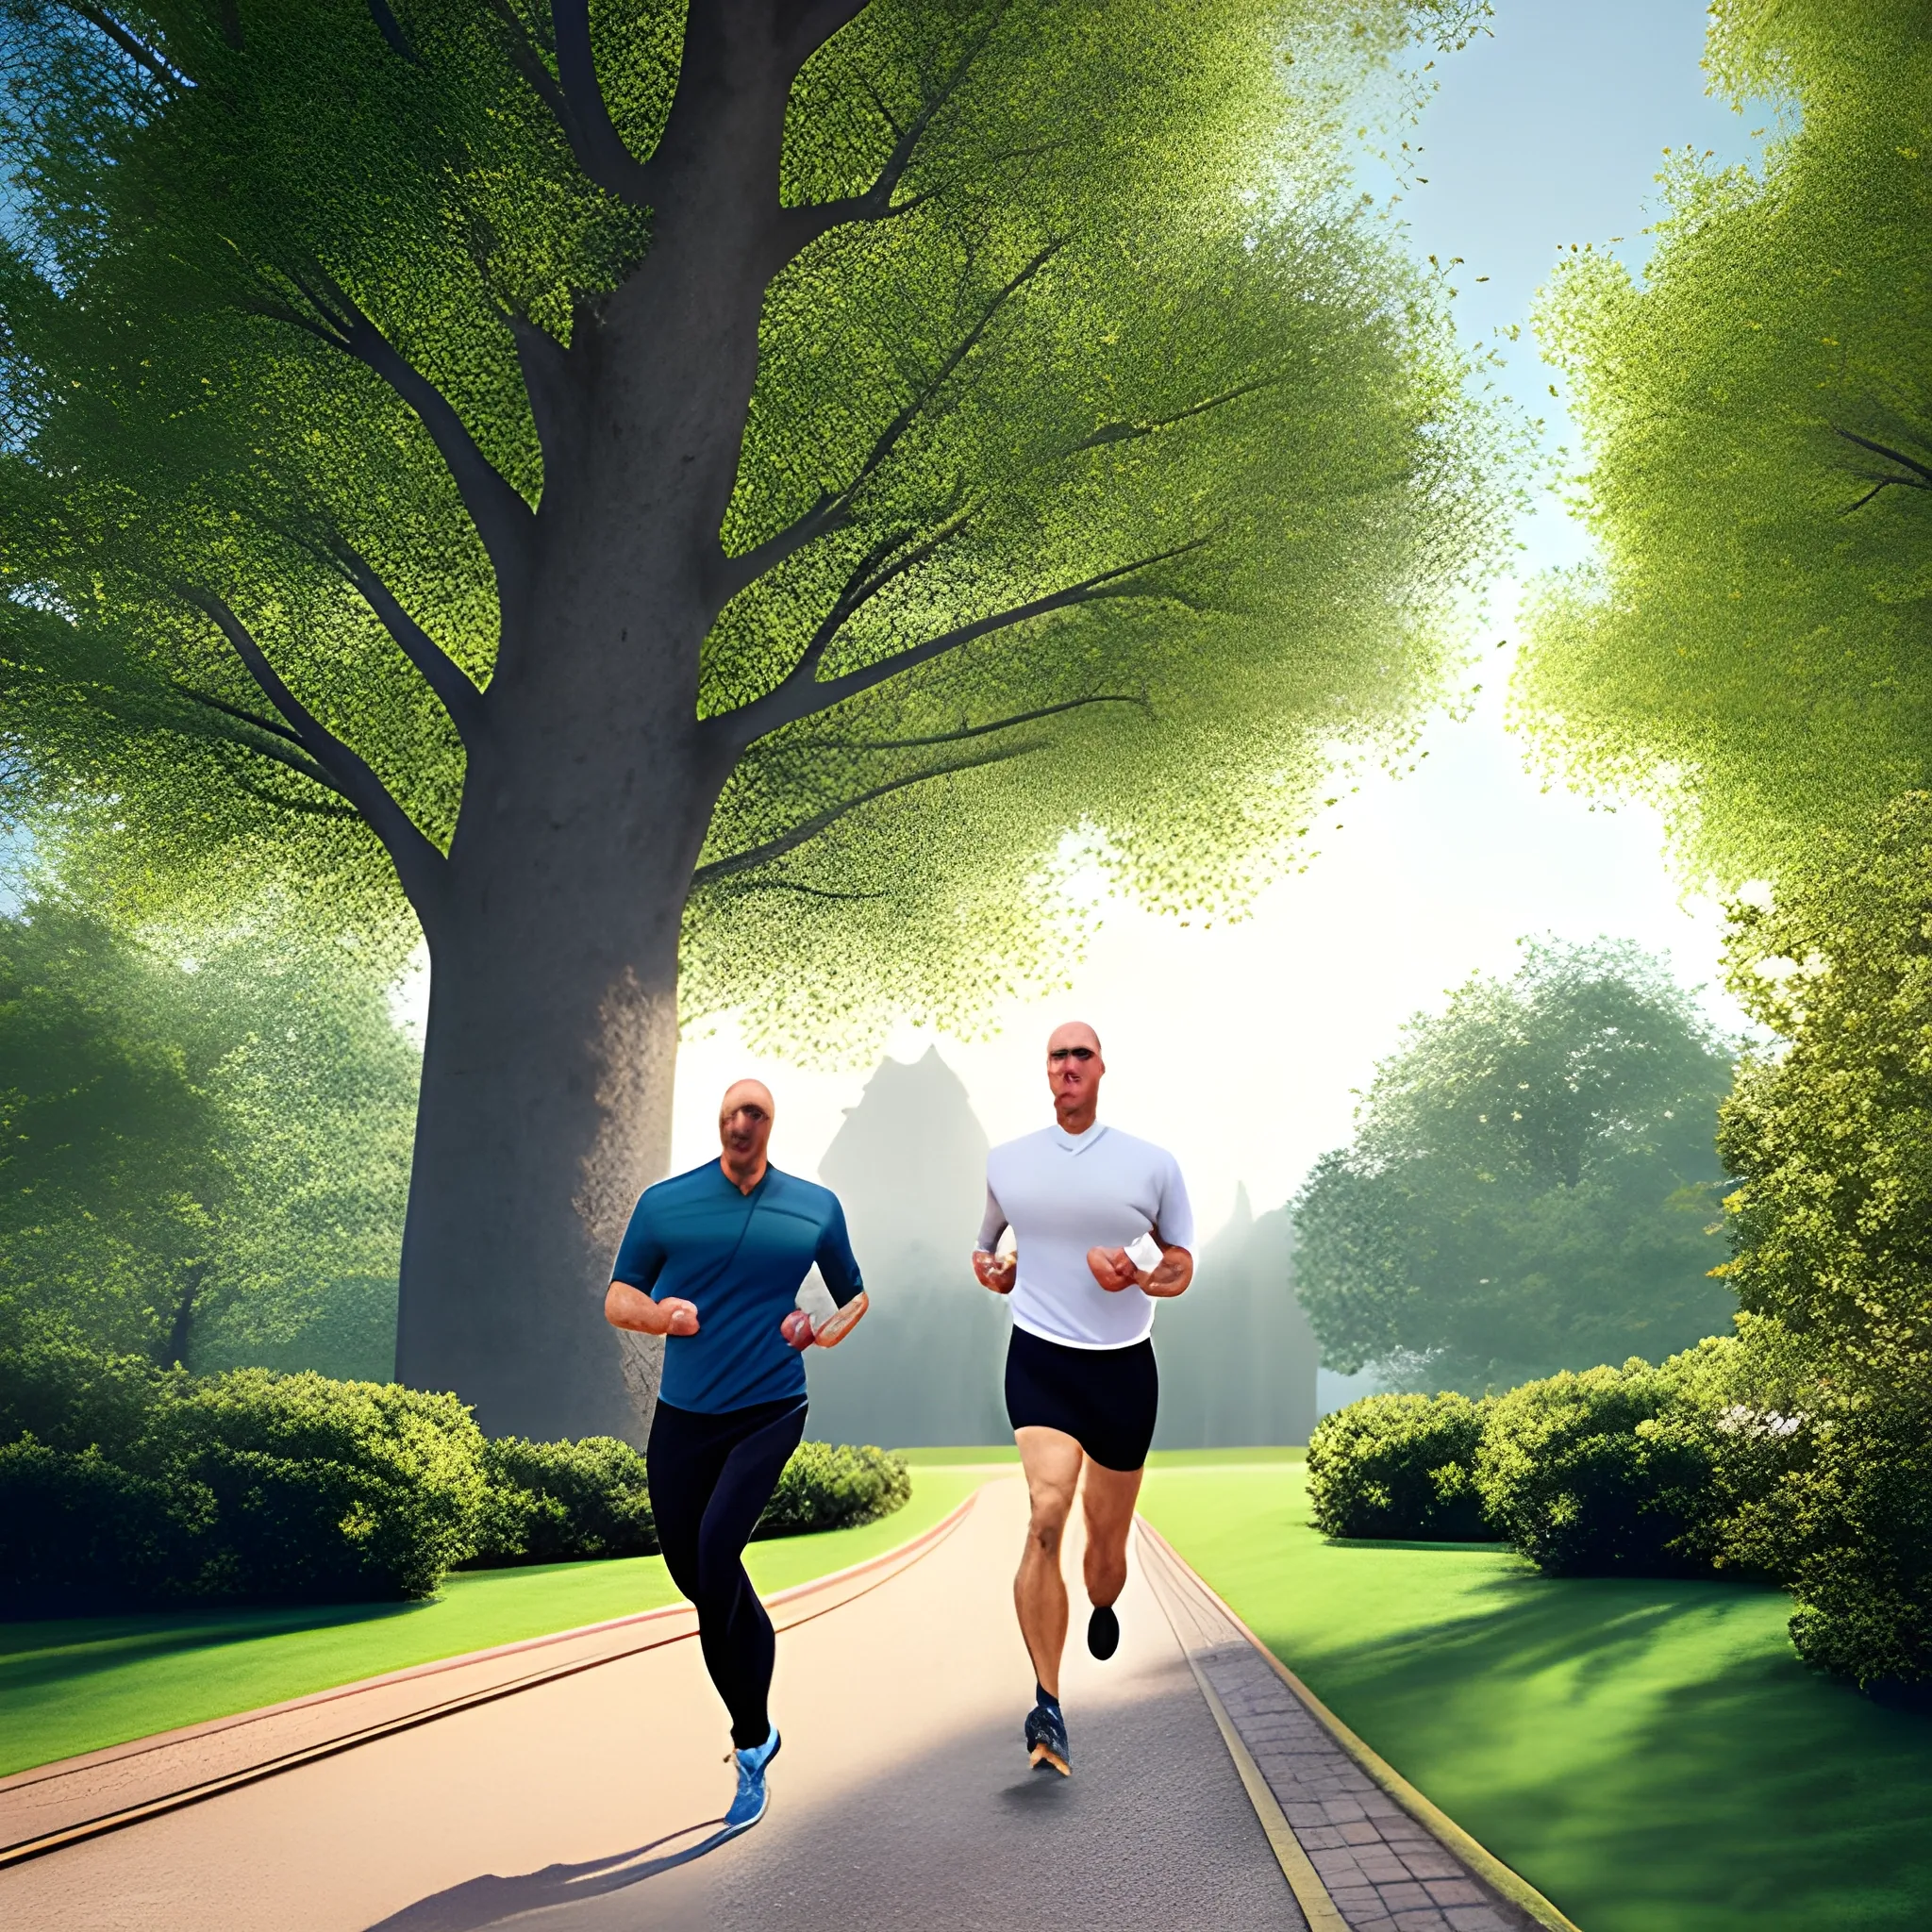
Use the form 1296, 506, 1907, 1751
395, 660, 731, 1441
396, 15, 806, 1440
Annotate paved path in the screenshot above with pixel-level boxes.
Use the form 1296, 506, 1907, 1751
0, 1475, 1570, 1932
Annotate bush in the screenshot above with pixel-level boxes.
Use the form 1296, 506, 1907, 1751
1709, 797, 1932, 1683
468, 1435, 657, 1568
0, 1340, 487, 1607
1722, 1378, 1932, 1688
1474, 1346, 1746, 1577
755, 1441, 911, 1540
1306, 1392, 1497, 1541
0, 1335, 916, 1609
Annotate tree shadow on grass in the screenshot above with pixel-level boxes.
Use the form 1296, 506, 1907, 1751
361, 1817, 737, 1930
1292, 1567, 1932, 1932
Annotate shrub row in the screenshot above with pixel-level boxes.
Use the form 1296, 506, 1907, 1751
1307, 1338, 1792, 1578
1, 1338, 910, 1608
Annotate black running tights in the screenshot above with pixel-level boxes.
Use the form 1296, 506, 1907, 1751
646, 1395, 808, 1750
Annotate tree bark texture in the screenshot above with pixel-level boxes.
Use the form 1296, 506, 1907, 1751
391, 7, 813, 1440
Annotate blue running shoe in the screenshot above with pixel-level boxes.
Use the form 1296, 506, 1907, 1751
1024, 1699, 1070, 1776
724, 1726, 781, 1834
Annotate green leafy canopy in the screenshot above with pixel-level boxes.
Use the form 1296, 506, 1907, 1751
0, 0, 1517, 1055
1515, 0, 1932, 890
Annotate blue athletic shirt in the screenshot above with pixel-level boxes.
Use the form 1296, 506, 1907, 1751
609, 1161, 864, 1414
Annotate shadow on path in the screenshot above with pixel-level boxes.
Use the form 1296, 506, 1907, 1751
361, 1816, 735, 1931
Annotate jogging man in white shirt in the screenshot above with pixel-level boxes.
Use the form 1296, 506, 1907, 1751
971, 1020, 1194, 1775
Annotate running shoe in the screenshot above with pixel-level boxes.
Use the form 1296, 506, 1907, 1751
1087, 1603, 1120, 1661
723, 1726, 781, 1834
1024, 1699, 1071, 1776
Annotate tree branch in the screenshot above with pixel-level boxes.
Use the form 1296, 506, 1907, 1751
1835, 425, 1932, 490
718, 534, 1210, 744
1065, 374, 1289, 458
779, 0, 875, 67
164, 689, 356, 801
365, 0, 423, 64
546, 0, 654, 202
691, 738, 1043, 888
230, 769, 362, 820
172, 683, 308, 748
775, 0, 1010, 255
322, 537, 490, 746
257, 266, 536, 606
794, 692, 1151, 753
63, 2, 187, 88
179, 589, 448, 916
713, 878, 888, 902
708, 240, 1062, 604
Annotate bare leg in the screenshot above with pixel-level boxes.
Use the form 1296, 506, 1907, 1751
1014, 1425, 1083, 1699
1080, 1460, 1144, 1611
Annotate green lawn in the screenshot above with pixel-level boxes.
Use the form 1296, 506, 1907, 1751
0, 1468, 984, 1779
1140, 1462, 1932, 1932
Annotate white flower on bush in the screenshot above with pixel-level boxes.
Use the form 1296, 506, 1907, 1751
1714, 1404, 1805, 1439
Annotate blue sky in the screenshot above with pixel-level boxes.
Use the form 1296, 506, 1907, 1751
625, 6, 1782, 1273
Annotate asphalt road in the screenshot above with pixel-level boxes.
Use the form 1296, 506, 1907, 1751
1, 1476, 1303, 1931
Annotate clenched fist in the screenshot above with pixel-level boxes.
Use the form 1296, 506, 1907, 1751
973, 1249, 1017, 1294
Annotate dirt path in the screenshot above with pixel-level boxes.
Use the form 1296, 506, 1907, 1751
0, 1477, 1305, 1931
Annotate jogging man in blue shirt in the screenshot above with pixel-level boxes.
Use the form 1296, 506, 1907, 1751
605, 1078, 868, 1836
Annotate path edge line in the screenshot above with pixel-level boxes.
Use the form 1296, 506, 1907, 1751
1148, 1553, 1349, 1932
1135, 1519, 1583, 1932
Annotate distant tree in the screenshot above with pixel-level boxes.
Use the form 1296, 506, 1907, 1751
0, 0, 1513, 1436
0, 905, 224, 1362
1516, 0, 1932, 886
0, 900, 418, 1377
1292, 939, 1736, 1392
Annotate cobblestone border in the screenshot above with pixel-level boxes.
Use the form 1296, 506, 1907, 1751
1138, 1520, 1581, 1932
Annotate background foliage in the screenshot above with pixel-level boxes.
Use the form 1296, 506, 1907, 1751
1515, 0, 1932, 887
0, 0, 1522, 1062
1712, 794, 1932, 1684
1293, 938, 1737, 1391
0, 894, 418, 1379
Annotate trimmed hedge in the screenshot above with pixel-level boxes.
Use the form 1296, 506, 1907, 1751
1474, 1353, 1731, 1577
1306, 1392, 1497, 1541
2, 1338, 913, 1607
468, 1434, 657, 1568
755, 1441, 912, 1539
1, 1337, 485, 1607
1309, 1338, 1810, 1582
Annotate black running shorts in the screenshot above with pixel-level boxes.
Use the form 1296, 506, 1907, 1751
1005, 1325, 1158, 1473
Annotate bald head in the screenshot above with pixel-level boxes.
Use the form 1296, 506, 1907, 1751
1046, 1020, 1105, 1133
721, 1077, 774, 1121
718, 1078, 775, 1192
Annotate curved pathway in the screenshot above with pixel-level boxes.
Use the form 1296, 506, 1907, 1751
0, 1476, 1569, 1932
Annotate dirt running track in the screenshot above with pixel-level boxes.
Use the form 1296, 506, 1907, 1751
0, 1476, 1310, 1931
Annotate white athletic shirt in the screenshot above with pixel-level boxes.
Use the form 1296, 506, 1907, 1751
979, 1122, 1195, 1350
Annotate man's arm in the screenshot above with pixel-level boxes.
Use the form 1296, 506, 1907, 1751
797, 1202, 869, 1348
606, 1281, 699, 1335
603, 1198, 696, 1335
971, 1183, 1016, 1293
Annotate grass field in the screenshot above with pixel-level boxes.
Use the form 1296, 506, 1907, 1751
0, 1468, 984, 1779
1139, 1461, 1932, 1932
